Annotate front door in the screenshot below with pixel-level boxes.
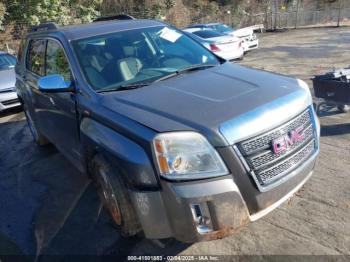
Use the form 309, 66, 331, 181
42, 39, 81, 163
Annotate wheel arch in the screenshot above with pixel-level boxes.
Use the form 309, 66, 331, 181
80, 117, 160, 190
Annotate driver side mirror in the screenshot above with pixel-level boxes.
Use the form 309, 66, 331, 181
38, 74, 74, 93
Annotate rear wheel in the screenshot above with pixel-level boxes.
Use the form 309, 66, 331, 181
23, 103, 49, 146
92, 155, 141, 237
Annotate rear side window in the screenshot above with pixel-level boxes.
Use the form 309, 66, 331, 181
26, 39, 46, 76
45, 40, 71, 81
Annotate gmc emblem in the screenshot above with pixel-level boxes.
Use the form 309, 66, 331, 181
272, 126, 305, 154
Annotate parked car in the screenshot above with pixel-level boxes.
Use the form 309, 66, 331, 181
16, 19, 320, 243
186, 23, 259, 52
0, 51, 20, 112
183, 29, 244, 60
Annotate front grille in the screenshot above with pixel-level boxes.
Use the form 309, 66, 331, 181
240, 109, 311, 155
237, 108, 317, 188
256, 139, 315, 184
2, 98, 19, 106
0, 87, 15, 93
247, 124, 314, 170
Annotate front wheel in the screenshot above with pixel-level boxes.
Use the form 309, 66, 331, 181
23, 103, 49, 146
337, 104, 350, 113
92, 155, 141, 237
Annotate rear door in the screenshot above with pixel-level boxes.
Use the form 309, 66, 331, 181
25, 39, 52, 136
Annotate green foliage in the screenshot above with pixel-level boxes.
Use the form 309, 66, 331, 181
75, 0, 103, 24
164, 0, 175, 10
3, 0, 101, 26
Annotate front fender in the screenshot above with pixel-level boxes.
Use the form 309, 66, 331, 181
80, 117, 159, 189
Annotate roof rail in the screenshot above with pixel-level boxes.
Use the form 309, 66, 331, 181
93, 14, 136, 23
30, 22, 59, 32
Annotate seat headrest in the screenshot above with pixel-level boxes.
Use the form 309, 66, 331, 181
84, 44, 98, 55
123, 46, 135, 57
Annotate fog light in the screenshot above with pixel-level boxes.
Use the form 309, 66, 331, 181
190, 203, 213, 234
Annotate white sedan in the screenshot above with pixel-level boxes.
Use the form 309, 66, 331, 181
183, 28, 244, 61
0, 52, 20, 112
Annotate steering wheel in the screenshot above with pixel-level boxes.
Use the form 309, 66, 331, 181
150, 54, 168, 67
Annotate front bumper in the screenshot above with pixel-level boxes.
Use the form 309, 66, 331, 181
129, 150, 317, 242
0, 91, 20, 111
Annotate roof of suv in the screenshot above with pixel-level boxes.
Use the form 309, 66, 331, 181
28, 19, 166, 41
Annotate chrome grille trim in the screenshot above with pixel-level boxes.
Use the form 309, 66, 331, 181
236, 107, 317, 192
239, 109, 311, 155
0, 87, 15, 93
247, 124, 314, 170
256, 139, 315, 184
2, 98, 19, 106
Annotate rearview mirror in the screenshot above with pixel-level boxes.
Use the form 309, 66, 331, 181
38, 74, 74, 93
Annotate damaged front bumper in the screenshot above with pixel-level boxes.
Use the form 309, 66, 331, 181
129, 151, 317, 242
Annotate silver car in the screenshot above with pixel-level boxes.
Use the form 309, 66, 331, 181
0, 51, 20, 112
183, 29, 244, 60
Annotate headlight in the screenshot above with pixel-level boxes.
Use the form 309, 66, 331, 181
297, 79, 311, 95
297, 78, 313, 103
297, 79, 320, 136
152, 132, 228, 180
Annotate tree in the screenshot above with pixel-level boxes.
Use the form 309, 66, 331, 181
0, 2, 6, 30
3, 0, 101, 26
164, 0, 175, 10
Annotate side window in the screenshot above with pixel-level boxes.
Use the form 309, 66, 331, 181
45, 40, 71, 81
26, 39, 46, 76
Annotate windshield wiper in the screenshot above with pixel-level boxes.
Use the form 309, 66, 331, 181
98, 82, 150, 93
178, 64, 217, 73
153, 64, 217, 83
97, 64, 217, 92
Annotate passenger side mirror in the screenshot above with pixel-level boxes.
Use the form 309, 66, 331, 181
38, 74, 74, 93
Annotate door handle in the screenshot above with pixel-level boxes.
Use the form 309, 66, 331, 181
49, 97, 56, 106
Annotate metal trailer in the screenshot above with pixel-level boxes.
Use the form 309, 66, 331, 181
312, 69, 350, 116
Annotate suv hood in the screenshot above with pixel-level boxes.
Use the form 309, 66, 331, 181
0, 69, 16, 91
100, 63, 311, 146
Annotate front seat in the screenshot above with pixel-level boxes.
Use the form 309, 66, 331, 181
117, 46, 143, 81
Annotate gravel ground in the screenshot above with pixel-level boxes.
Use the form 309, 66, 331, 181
0, 27, 349, 260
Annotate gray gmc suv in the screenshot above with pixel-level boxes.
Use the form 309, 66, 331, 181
15, 19, 320, 242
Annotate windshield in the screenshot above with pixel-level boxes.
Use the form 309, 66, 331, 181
193, 30, 224, 39
0, 54, 16, 71
210, 24, 234, 34
73, 26, 220, 91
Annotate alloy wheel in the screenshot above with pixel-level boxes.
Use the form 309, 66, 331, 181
96, 167, 122, 225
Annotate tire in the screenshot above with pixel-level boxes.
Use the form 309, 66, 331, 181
92, 155, 142, 237
337, 105, 350, 113
23, 103, 49, 146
